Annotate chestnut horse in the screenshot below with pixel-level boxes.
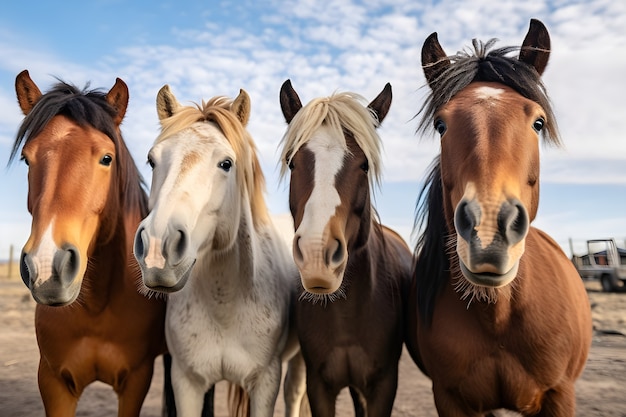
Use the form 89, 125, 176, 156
279, 80, 413, 417
405, 20, 592, 416
9, 71, 212, 416
133, 85, 307, 417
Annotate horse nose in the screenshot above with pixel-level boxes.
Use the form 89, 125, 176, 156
498, 198, 529, 244
21, 245, 80, 289
455, 197, 529, 245
293, 234, 346, 272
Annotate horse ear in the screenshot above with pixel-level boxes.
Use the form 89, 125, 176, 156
106, 78, 129, 125
15, 70, 42, 116
422, 32, 450, 89
519, 19, 550, 76
232, 89, 251, 126
156, 85, 181, 122
368, 83, 392, 125
279, 79, 303, 124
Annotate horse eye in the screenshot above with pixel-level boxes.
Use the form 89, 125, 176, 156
219, 159, 232, 172
100, 154, 113, 166
147, 157, 155, 169
20, 155, 29, 166
533, 117, 545, 132
434, 119, 447, 135
360, 160, 369, 173
288, 159, 295, 171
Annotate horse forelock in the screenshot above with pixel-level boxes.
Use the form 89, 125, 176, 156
156, 97, 270, 227
10, 81, 148, 229
416, 39, 560, 146
279, 92, 383, 187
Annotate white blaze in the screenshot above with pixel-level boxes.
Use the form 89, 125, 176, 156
297, 126, 344, 237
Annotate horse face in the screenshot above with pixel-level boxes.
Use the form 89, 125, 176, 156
14, 72, 128, 306
134, 124, 239, 292
19, 117, 117, 305
437, 82, 542, 288
288, 126, 370, 294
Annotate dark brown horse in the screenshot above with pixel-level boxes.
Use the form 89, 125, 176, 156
405, 20, 592, 416
279, 80, 413, 417
9, 70, 214, 416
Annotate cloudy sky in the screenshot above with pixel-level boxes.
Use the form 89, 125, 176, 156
1, 0, 625, 261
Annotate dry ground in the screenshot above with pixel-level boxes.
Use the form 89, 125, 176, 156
1, 262, 624, 416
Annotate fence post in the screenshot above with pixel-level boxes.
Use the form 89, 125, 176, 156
8, 245, 13, 279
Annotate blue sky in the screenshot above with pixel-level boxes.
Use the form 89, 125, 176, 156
1, 0, 625, 261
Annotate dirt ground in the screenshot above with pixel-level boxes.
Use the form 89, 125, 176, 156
1, 272, 624, 416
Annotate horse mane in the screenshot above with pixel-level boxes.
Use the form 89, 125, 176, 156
413, 158, 453, 325
9, 81, 148, 222
279, 92, 383, 187
416, 38, 561, 145
156, 97, 270, 227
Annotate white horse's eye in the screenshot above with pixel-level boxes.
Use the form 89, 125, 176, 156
219, 159, 232, 172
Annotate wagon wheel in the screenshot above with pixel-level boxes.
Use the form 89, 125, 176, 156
600, 274, 615, 292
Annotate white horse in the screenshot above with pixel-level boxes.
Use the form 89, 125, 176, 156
133, 85, 307, 417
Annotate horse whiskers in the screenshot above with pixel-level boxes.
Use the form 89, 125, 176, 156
127, 257, 168, 300
453, 275, 500, 306
298, 287, 347, 307
445, 233, 516, 307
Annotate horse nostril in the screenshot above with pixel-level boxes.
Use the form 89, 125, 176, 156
327, 239, 344, 267
134, 226, 146, 262
499, 199, 529, 244
293, 236, 304, 265
165, 228, 188, 266
455, 198, 480, 242
53, 245, 80, 283
20, 251, 36, 288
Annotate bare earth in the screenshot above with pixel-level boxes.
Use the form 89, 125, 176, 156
1, 270, 624, 416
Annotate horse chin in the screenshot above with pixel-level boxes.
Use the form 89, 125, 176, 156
301, 276, 342, 295
141, 258, 196, 294
459, 261, 519, 288
30, 279, 82, 307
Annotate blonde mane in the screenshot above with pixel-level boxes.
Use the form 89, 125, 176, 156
279, 92, 383, 186
156, 96, 270, 227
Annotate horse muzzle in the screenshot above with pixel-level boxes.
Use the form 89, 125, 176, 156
20, 245, 82, 306
134, 224, 196, 293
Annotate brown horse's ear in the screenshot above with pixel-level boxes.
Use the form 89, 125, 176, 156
519, 19, 551, 76
368, 83, 392, 125
232, 89, 251, 126
15, 70, 42, 116
279, 79, 303, 124
156, 85, 181, 122
106, 78, 129, 125
422, 32, 450, 89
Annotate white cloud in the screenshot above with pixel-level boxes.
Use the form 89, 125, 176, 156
0, 0, 625, 256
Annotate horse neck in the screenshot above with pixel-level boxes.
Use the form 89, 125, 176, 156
344, 220, 380, 293
194, 204, 258, 296
79, 206, 142, 314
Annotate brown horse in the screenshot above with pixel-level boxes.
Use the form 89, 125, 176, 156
9, 70, 180, 416
279, 80, 413, 417
405, 20, 592, 416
